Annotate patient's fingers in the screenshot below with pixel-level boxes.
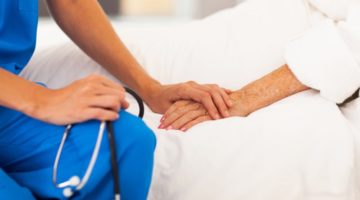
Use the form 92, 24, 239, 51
171, 109, 208, 131
160, 102, 201, 129
162, 101, 190, 122
181, 115, 212, 132
161, 100, 187, 121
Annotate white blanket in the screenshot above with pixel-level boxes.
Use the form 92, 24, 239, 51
21, 0, 360, 199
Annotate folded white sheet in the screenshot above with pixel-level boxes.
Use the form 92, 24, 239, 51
21, 0, 360, 199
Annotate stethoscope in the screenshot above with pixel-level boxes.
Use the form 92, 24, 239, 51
53, 88, 145, 199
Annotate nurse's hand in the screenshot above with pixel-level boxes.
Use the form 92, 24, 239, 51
29, 74, 129, 125
143, 82, 233, 120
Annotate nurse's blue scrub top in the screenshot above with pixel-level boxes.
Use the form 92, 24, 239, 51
0, 0, 38, 75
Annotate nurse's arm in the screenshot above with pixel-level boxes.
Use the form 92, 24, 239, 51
45, 0, 232, 119
0, 68, 127, 125
0, 68, 49, 115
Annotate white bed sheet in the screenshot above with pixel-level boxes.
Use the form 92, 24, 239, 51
22, 1, 360, 199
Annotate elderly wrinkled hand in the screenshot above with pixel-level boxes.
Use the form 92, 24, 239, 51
159, 90, 248, 132
159, 100, 211, 131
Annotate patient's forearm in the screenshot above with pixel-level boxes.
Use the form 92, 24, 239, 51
46, 0, 159, 97
230, 65, 309, 116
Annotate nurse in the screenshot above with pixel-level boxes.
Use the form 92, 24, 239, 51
0, 0, 230, 199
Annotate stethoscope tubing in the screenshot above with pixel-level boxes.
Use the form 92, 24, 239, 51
107, 121, 121, 198
53, 122, 106, 193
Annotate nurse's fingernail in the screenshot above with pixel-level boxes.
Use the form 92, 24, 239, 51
160, 116, 165, 122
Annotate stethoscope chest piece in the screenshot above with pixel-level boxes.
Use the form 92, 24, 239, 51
61, 176, 81, 197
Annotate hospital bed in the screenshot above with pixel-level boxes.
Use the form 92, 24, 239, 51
21, 3, 360, 200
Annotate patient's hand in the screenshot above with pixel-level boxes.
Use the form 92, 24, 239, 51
160, 92, 247, 131
159, 100, 211, 131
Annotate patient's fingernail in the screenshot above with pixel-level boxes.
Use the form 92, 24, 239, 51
227, 100, 233, 107
181, 127, 186, 132
224, 111, 230, 117
158, 124, 164, 129
160, 117, 165, 122
215, 114, 220, 119
167, 126, 173, 130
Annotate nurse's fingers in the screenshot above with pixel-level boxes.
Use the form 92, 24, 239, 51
83, 75, 129, 109
93, 76, 129, 109
223, 88, 233, 95
181, 115, 212, 132
218, 87, 233, 107
95, 90, 128, 108
160, 102, 200, 129
89, 95, 126, 112
205, 84, 233, 108
121, 99, 130, 109
86, 74, 125, 93
92, 85, 125, 97
84, 108, 119, 122
169, 109, 209, 131
190, 83, 231, 118
206, 85, 231, 117
176, 83, 220, 120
